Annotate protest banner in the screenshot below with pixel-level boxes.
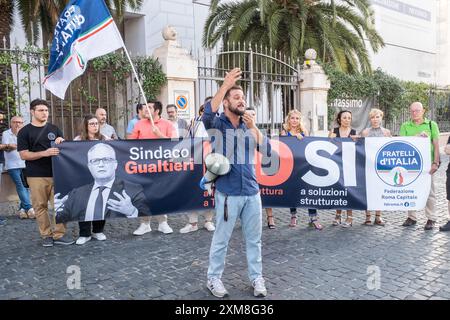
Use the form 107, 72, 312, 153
53, 137, 431, 222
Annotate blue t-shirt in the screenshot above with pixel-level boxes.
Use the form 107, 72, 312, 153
126, 115, 140, 135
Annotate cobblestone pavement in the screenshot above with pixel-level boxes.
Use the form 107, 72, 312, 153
1, 159, 450, 301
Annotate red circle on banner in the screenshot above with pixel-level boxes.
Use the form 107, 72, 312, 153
256, 139, 294, 186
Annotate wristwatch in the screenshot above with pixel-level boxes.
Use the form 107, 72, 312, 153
432, 161, 440, 168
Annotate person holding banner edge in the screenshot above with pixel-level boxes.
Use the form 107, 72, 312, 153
179, 102, 216, 234
281, 109, 323, 230
400, 102, 440, 230
129, 101, 175, 235
70, 114, 110, 245
440, 137, 450, 231
202, 68, 271, 298
329, 110, 358, 228
17, 99, 74, 247
360, 108, 391, 226
246, 106, 277, 230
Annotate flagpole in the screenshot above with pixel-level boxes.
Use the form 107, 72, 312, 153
109, 13, 155, 127
121, 45, 155, 127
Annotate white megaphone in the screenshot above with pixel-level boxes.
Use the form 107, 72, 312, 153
200, 153, 231, 195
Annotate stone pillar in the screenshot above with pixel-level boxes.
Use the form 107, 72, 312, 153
299, 49, 331, 137
152, 26, 198, 121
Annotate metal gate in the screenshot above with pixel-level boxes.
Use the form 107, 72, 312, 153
383, 87, 450, 135
196, 43, 301, 134
429, 87, 450, 133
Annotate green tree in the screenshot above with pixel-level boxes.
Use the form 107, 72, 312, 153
0, 0, 15, 121
203, 0, 384, 73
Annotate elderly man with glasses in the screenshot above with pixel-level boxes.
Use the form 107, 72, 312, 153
2, 116, 35, 219
400, 102, 440, 231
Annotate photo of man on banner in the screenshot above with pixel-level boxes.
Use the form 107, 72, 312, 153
55, 143, 150, 223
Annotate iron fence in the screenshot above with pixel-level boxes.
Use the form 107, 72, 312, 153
3, 46, 450, 141
0, 47, 139, 140
196, 43, 301, 134
383, 87, 450, 135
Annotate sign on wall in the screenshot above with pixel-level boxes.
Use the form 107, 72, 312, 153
330, 97, 375, 134
174, 90, 191, 120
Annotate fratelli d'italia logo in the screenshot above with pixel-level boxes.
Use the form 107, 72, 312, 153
375, 141, 423, 187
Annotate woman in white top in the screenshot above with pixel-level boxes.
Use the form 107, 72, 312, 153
360, 108, 391, 226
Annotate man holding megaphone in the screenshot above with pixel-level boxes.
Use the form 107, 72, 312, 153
201, 68, 271, 298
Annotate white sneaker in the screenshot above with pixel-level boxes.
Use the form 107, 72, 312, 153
204, 221, 215, 232
252, 276, 267, 297
207, 277, 228, 298
180, 223, 198, 234
27, 208, 36, 219
18, 208, 28, 219
92, 232, 107, 241
76, 236, 91, 245
133, 223, 151, 236
158, 221, 173, 234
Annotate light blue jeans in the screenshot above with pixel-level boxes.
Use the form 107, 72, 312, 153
207, 191, 263, 282
8, 168, 32, 211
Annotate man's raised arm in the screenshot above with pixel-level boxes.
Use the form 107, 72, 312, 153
210, 68, 242, 113
203, 68, 242, 130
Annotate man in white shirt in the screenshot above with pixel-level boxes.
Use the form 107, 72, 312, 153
1, 116, 35, 219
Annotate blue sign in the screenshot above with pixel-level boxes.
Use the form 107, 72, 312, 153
175, 95, 188, 110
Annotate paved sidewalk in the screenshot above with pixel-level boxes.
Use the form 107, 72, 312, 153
1, 160, 450, 300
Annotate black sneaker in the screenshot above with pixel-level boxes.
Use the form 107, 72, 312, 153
53, 235, 75, 245
402, 218, 417, 227
439, 221, 450, 232
42, 237, 54, 247
424, 220, 435, 230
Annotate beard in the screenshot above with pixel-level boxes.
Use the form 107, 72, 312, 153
228, 104, 245, 116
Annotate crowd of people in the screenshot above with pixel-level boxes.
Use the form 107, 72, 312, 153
1, 68, 450, 298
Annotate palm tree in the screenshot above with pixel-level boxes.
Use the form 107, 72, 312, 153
203, 0, 384, 73
0, 0, 13, 49
0, 0, 15, 120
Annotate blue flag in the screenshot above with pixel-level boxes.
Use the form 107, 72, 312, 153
43, 0, 124, 99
